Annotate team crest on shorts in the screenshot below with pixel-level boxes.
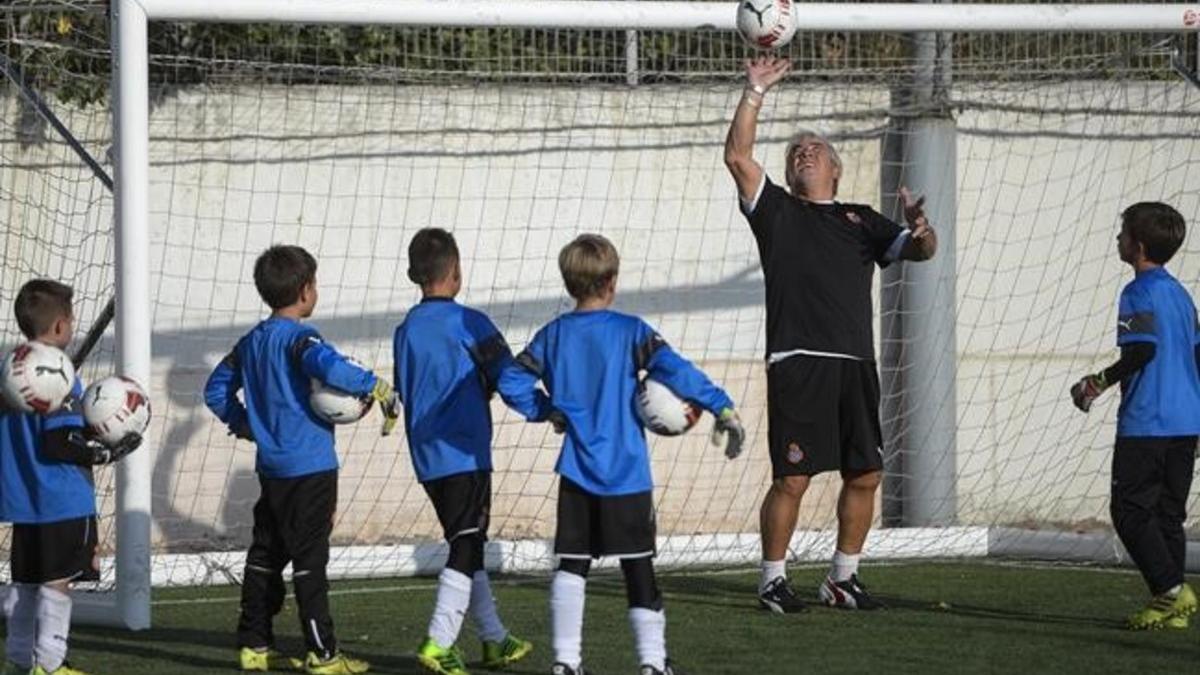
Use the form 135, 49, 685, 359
786, 442, 805, 464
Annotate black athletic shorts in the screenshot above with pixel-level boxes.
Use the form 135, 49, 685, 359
768, 354, 884, 478
423, 470, 491, 542
10, 515, 100, 584
555, 477, 655, 559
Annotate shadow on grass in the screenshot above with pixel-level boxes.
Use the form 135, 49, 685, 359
72, 625, 427, 674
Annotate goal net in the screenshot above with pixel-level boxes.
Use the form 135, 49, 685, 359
2, 1, 1199, 612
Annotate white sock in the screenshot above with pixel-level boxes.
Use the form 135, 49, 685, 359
469, 570, 508, 643
4, 584, 38, 668
34, 586, 71, 672
760, 559, 787, 593
550, 570, 587, 668
427, 568, 473, 649
830, 550, 861, 583
628, 607, 666, 671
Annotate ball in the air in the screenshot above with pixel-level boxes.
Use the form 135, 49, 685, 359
635, 378, 701, 437
83, 376, 152, 446
310, 379, 373, 425
0, 342, 75, 414
736, 0, 798, 50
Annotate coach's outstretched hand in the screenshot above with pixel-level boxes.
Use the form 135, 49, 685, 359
713, 408, 746, 459
1070, 373, 1108, 413
372, 378, 401, 436
745, 55, 791, 93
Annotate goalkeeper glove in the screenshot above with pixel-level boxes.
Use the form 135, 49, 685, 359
546, 409, 568, 434
371, 378, 401, 436
228, 419, 254, 442
1070, 372, 1108, 413
70, 430, 143, 465
711, 407, 745, 459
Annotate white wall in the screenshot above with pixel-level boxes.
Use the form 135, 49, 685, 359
1, 79, 1198, 565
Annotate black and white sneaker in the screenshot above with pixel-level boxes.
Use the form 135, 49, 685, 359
639, 659, 683, 675
818, 573, 885, 610
758, 576, 808, 614
552, 662, 587, 675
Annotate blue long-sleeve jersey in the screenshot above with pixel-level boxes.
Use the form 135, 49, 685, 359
499, 309, 734, 496
393, 297, 550, 483
0, 377, 95, 523
204, 316, 377, 479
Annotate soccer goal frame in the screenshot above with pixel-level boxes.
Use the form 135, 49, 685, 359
101, 0, 1200, 630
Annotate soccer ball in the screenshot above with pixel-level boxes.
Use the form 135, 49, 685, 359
309, 379, 373, 425
0, 342, 75, 415
82, 376, 152, 446
736, 0, 798, 50
635, 378, 702, 437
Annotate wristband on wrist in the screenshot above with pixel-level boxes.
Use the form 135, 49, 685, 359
742, 93, 761, 109
747, 83, 767, 96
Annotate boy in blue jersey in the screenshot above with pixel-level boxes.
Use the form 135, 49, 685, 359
499, 234, 746, 675
1070, 202, 1200, 630
1, 280, 142, 675
393, 229, 534, 675
205, 245, 399, 674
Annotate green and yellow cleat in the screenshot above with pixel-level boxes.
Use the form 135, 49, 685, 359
240, 646, 301, 672
30, 663, 89, 675
416, 638, 470, 675
300, 651, 370, 675
1128, 584, 1198, 630
481, 634, 533, 670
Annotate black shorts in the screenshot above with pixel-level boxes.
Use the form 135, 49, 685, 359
768, 355, 884, 478
423, 471, 491, 542
555, 477, 655, 560
247, 470, 337, 572
10, 516, 99, 584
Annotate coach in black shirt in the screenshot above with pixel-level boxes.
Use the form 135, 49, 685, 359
724, 55, 937, 614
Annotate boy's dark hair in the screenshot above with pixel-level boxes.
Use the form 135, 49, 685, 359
407, 228, 459, 286
14, 279, 74, 339
559, 234, 620, 301
1123, 202, 1186, 265
254, 245, 318, 309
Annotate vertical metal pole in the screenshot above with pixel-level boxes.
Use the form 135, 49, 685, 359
880, 0, 957, 527
624, 0, 639, 86
112, 0, 153, 630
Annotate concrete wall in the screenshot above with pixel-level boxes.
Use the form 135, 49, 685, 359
1, 80, 1198, 565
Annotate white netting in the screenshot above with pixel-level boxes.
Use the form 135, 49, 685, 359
1, 2, 1199, 590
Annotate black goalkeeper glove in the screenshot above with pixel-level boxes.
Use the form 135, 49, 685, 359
228, 419, 255, 442
69, 430, 143, 465
712, 408, 746, 459
1070, 372, 1108, 413
546, 409, 568, 434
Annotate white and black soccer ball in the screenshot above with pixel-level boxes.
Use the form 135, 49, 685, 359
83, 376, 152, 446
635, 378, 702, 437
309, 379, 373, 425
736, 0, 798, 51
0, 342, 75, 415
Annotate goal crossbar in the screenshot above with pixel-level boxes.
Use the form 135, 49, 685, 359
135, 1, 1200, 32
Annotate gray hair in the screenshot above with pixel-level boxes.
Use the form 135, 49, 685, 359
784, 130, 842, 189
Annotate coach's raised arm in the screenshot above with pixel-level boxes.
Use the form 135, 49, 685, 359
723, 55, 937, 615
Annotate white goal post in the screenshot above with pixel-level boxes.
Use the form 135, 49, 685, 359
99, 1, 1200, 630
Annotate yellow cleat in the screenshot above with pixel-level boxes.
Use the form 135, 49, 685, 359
1128, 583, 1198, 630
30, 663, 89, 675
240, 646, 301, 671
301, 651, 370, 675
480, 634, 533, 670
416, 638, 469, 675
1164, 613, 1189, 629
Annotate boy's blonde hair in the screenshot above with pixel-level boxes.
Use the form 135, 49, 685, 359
559, 234, 620, 300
